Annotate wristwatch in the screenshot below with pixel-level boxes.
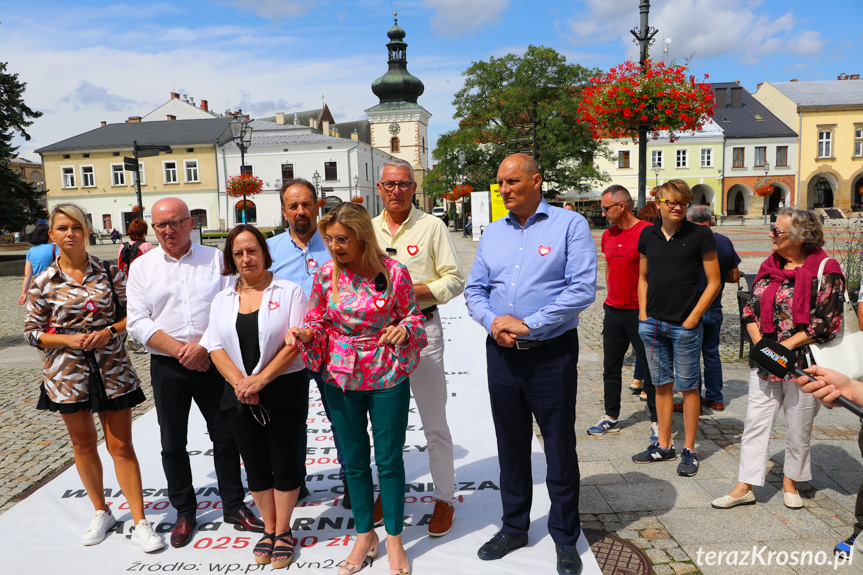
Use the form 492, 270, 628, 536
107, 325, 118, 337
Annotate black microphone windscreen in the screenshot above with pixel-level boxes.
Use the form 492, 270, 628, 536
751, 339, 794, 379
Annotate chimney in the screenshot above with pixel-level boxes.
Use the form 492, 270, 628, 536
852, 74, 861, 80
167, 114, 176, 121
790, 78, 799, 82
351, 130, 358, 141
734, 80, 740, 84
100, 121, 107, 127
294, 113, 299, 125
309, 118, 315, 128
756, 82, 764, 91
189, 97, 194, 105
839, 73, 848, 80
322, 120, 330, 134
127, 116, 142, 123
275, 112, 285, 125
714, 88, 727, 108
200, 99, 209, 111
171, 92, 180, 99
731, 86, 743, 108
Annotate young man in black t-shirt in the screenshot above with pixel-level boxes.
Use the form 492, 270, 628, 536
633, 180, 720, 477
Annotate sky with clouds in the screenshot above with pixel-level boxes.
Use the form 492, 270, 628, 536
3, 0, 861, 161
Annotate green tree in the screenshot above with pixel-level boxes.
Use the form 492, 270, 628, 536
0, 60, 45, 231
445, 45, 608, 196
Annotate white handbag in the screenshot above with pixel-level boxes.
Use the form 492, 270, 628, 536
809, 258, 863, 380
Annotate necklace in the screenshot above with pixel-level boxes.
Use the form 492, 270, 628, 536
238, 272, 270, 291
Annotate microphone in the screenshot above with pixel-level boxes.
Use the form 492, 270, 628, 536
751, 338, 863, 419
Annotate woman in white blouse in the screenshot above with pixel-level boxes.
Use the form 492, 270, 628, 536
201, 225, 308, 569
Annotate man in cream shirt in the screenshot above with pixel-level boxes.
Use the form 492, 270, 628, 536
373, 158, 465, 537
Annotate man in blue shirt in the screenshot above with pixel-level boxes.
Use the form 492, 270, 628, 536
267, 179, 346, 505
465, 153, 596, 575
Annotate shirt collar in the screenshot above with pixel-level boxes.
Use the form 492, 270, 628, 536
160, 242, 195, 263
505, 198, 550, 229
380, 205, 417, 236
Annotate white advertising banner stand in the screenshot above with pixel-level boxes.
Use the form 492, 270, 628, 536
0, 296, 599, 574
469, 191, 490, 242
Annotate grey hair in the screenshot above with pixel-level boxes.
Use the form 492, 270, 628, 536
381, 158, 414, 182
779, 208, 824, 254
601, 184, 633, 210
687, 205, 713, 224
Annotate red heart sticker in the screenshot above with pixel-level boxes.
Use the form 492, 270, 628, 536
538, 246, 551, 256
407, 245, 419, 256
307, 259, 317, 269
374, 298, 386, 310
268, 301, 279, 310
84, 300, 97, 312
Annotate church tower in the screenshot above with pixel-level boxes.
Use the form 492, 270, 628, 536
366, 13, 432, 199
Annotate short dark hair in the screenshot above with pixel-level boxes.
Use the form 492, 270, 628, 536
28, 223, 50, 245
221, 224, 273, 276
280, 178, 317, 206
602, 184, 633, 210
127, 218, 149, 241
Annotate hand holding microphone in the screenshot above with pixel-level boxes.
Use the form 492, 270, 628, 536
750, 338, 863, 419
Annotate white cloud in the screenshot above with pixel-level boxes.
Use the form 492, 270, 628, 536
423, 0, 510, 36
566, 0, 824, 66
226, 0, 316, 19
60, 82, 140, 112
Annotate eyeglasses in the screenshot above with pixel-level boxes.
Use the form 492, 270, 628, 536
323, 235, 351, 247
769, 225, 790, 236
658, 199, 690, 210
379, 181, 414, 192
152, 217, 191, 232
600, 202, 622, 213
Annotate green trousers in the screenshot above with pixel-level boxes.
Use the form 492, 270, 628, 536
322, 379, 409, 535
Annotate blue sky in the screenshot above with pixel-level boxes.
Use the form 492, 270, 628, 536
4, 0, 861, 161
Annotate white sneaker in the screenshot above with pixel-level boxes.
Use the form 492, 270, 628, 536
82, 509, 116, 546
131, 519, 165, 553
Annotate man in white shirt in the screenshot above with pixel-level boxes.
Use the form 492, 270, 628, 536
126, 198, 263, 548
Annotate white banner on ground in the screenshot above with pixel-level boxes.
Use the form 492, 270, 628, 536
0, 296, 598, 574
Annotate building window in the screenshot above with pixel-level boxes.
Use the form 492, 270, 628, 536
184, 160, 199, 183
754, 146, 767, 167
776, 146, 788, 167
324, 161, 338, 181
732, 147, 745, 168
651, 149, 663, 169
391, 137, 400, 153
102, 214, 112, 230
281, 163, 294, 181
191, 209, 208, 229
81, 165, 96, 187
62, 166, 76, 188
235, 200, 256, 224
700, 148, 713, 168
818, 130, 833, 158
111, 164, 126, 186
164, 161, 178, 184
617, 150, 631, 169
855, 127, 863, 157
676, 149, 688, 168
240, 165, 253, 176
365, 163, 369, 180
130, 163, 145, 186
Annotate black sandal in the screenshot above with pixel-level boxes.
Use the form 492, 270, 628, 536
272, 531, 295, 569
254, 532, 275, 565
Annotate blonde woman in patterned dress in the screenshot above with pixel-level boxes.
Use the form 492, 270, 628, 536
24, 204, 164, 552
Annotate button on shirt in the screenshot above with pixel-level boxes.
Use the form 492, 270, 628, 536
373, 205, 465, 307
465, 200, 597, 340
126, 243, 232, 354
268, 230, 331, 297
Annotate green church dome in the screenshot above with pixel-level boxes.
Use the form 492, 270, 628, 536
371, 14, 424, 104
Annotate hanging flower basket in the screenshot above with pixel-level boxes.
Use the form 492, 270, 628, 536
351, 196, 364, 204
316, 198, 326, 208
579, 60, 714, 143
755, 184, 773, 198
131, 205, 144, 214
452, 184, 474, 201
226, 173, 263, 198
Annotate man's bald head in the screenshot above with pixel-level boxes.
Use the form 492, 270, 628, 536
501, 153, 539, 177
151, 197, 193, 258
152, 197, 191, 219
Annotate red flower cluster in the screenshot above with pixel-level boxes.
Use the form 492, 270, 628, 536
131, 205, 144, 214
755, 185, 773, 198
579, 60, 715, 143
350, 196, 364, 204
226, 173, 263, 198
444, 184, 474, 202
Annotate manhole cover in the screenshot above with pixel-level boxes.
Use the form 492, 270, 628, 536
584, 528, 652, 575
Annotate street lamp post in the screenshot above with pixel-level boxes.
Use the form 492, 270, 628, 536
654, 165, 660, 190
229, 112, 253, 224
313, 170, 322, 205
762, 162, 770, 225
457, 150, 466, 231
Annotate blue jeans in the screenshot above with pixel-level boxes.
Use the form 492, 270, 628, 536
699, 306, 724, 403
638, 317, 703, 391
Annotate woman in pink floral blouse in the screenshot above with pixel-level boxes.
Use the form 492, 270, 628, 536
712, 208, 844, 511
286, 202, 426, 575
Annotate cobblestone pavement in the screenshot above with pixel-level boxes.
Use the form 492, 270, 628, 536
1, 225, 861, 574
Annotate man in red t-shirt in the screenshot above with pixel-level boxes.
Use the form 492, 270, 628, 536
587, 185, 658, 439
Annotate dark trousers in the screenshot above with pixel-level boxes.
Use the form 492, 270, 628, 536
699, 306, 724, 403
855, 425, 863, 535
150, 355, 245, 518
486, 329, 581, 545
229, 406, 306, 493
603, 304, 657, 421
300, 370, 346, 484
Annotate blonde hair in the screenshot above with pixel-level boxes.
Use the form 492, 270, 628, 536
656, 179, 694, 204
318, 202, 389, 298
49, 203, 91, 254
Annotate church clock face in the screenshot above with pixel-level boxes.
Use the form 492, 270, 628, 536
388, 122, 401, 135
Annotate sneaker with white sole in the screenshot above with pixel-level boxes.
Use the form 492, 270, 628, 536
587, 417, 620, 435
649, 422, 659, 444
632, 442, 676, 463
131, 519, 165, 552
836, 533, 858, 557
677, 448, 699, 476
82, 509, 117, 546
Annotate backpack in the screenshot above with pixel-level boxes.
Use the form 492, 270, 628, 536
119, 240, 144, 273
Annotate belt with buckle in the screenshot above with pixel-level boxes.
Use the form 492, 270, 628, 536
513, 332, 566, 350
421, 305, 438, 321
